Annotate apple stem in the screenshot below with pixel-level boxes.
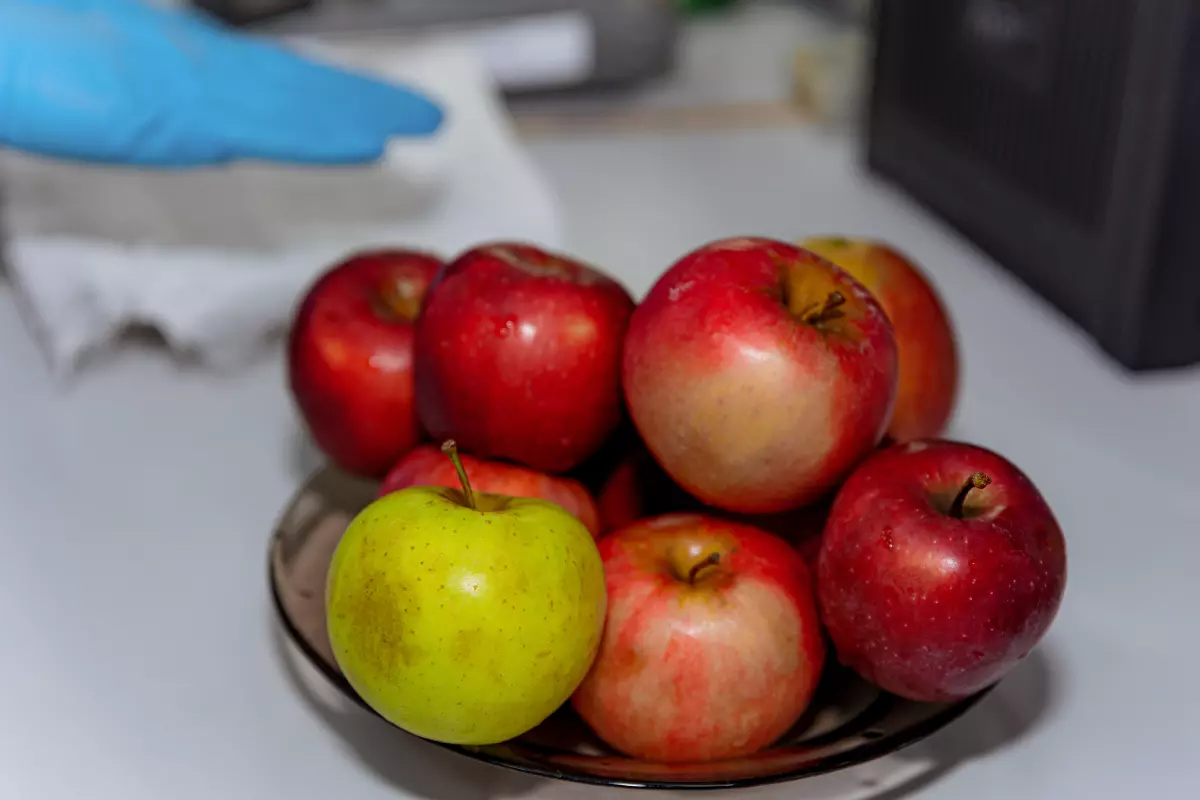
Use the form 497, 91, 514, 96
949, 472, 992, 519
687, 552, 722, 584
441, 440, 477, 511
801, 291, 846, 325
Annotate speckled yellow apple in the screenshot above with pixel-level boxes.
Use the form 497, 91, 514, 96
325, 442, 607, 745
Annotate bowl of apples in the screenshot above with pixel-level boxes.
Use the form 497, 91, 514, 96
270, 237, 1067, 790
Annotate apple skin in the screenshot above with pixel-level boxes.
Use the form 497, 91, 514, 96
414, 242, 636, 474
326, 482, 607, 746
729, 500, 830, 570
591, 444, 698, 533
623, 237, 898, 514
593, 449, 648, 533
378, 444, 602, 537
288, 249, 443, 478
817, 439, 1067, 702
571, 513, 826, 763
800, 237, 959, 442
581, 429, 831, 550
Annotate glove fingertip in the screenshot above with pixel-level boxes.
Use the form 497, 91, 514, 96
380, 88, 446, 137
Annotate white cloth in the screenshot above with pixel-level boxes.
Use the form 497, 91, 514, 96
0, 38, 562, 377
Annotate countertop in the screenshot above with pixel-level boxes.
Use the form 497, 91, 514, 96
1, 121, 1196, 800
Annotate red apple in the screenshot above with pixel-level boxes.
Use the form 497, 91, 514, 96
727, 500, 830, 570
623, 237, 898, 514
593, 449, 647, 533
378, 444, 602, 537
591, 445, 700, 533
288, 249, 443, 477
817, 439, 1067, 702
800, 237, 959, 442
572, 513, 826, 763
414, 242, 636, 474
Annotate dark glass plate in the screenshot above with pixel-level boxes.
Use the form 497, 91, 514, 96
269, 465, 994, 791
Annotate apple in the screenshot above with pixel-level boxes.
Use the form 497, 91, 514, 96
288, 249, 443, 478
817, 439, 1067, 702
800, 237, 959, 442
379, 444, 602, 537
414, 242, 636, 474
588, 443, 699, 533
327, 442, 607, 745
594, 449, 652, 533
572, 513, 826, 763
623, 237, 898, 514
727, 500, 830, 569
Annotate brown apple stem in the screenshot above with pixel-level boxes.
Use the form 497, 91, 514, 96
949, 472, 992, 518
380, 278, 423, 320
441, 440, 477, 511
801, 291, 846, 325
687, 552, 722, 584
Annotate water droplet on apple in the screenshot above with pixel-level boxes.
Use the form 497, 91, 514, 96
495, 317, 518, 338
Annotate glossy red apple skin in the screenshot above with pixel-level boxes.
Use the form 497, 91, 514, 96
817, 439, 1067, 702
378, 444, 602, 537
414, 242, 636, 474
800, 237, 959, 442
623, 237, 898, 514
572, 513, 826, 763
288, 249, 443, 478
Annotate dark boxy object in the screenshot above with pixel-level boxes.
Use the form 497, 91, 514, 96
865, 0, 1200, 371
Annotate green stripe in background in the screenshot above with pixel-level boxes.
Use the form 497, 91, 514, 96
678, 0, 737, 13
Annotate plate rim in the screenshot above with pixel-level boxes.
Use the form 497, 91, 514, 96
267, 469, 996, 791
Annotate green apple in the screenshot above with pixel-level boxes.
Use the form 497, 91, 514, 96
325, 441, 607, 745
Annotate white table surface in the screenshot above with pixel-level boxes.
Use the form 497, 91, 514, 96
1, 123, 1197, 799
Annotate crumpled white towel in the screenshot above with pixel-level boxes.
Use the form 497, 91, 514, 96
0, 36, 563, 376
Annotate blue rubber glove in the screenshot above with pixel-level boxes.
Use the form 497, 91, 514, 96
0, 0, 445, 166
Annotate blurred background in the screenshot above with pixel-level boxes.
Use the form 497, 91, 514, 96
194, 0, 1197, 374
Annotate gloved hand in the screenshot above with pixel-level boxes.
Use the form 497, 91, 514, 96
0, 0, 445, 166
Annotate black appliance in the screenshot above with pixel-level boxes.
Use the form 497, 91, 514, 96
864, 0, 1200, 371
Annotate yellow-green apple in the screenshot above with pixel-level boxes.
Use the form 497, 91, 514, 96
623, 237, 898, 514
326, 442, 607, 745
571, 513, 826, 763
800, 237, 959, 442
379, 444, 602, 537
817, 439, 1067, 702
414, 242, 636, 474
288, 249, 442, 478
